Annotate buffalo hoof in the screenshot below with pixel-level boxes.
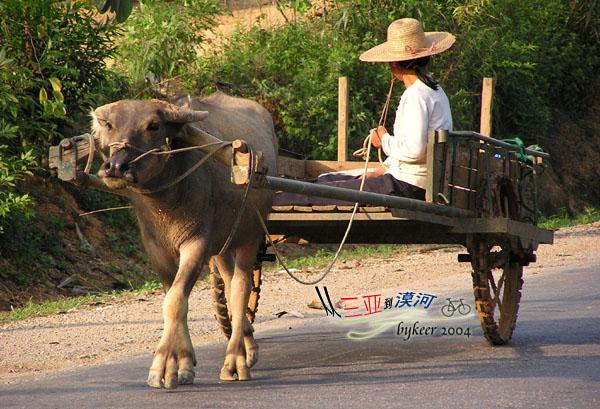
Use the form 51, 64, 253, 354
147, 371, 164, 389
147, 365, 180, 389
219, 365, 236, 381
220, 360, 250, 381
178, 369, 195, 385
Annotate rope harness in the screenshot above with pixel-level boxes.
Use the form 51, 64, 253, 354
81, 134, 244, 256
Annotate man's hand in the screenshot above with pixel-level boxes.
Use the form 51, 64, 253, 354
369, 126, 387, 149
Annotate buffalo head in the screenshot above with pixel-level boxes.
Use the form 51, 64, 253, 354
91, 99, 208, 190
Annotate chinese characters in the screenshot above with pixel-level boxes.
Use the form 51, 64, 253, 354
315, 286, 437, 319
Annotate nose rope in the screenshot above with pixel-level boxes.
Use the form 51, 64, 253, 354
85, 139, 231, 205
106, 140, 227, 165
126, 141, 233, 195
106, 141, 163, 165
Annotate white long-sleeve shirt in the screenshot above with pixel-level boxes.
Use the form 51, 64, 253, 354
381, 78, 453, 189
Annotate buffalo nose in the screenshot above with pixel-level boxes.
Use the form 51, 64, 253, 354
101, 151, 130, 178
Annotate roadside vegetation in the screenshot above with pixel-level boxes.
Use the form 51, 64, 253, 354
1, 0, 599, 311
538, 207, 600, 230
0, 278, 163, 322
268, 244, 410, 271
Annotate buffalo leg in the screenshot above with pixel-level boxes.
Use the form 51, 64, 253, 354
213, 253, 259, 370
219, 242, 259, 381
147, 239, 206, 389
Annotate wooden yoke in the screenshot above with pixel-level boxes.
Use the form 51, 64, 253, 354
48, 124, 262, 193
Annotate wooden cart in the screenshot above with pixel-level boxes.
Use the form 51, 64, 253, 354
49, 125, 553, 346
257, 129, 552, 345
49, 79, 552, 345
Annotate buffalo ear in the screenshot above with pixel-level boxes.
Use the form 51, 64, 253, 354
91, 104, 112, 133
90, 104, 116, 155
162, 103, 209, 124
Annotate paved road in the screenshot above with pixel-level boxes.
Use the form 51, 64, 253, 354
2, 262, 599, 409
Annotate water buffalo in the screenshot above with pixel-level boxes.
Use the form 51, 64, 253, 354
91, 92, 277, 388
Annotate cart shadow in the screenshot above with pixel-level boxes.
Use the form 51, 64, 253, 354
245, 315, 600, 386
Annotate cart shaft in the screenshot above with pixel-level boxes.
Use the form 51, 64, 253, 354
262, 176, 472, 218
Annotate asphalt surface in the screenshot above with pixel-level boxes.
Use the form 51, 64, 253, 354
1, 261, 599, 409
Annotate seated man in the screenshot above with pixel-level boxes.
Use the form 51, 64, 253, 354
274, 18, 455, 206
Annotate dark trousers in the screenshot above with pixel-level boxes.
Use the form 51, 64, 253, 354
273, 173, 425, 206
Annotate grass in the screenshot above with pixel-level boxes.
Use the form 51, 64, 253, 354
538, 207, 600, 230
271, 244, 410, 271
133, 279, 162, 292
0, 294, 104, 322
0, 279, 163, 322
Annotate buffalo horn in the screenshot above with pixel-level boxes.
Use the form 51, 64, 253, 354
163, 105, 209, 123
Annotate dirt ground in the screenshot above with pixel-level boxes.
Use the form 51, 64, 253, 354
1, 221, 599, 383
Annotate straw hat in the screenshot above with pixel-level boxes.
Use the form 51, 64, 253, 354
360, 18, 455, 63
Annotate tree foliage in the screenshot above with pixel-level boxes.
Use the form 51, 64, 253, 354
115, 0, 223, 94
0, 0, 124, 233
197, 0, 600, 158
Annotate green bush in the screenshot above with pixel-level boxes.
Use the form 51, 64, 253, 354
115, 0, 223, 94
0, 0, 125, 233
196, 0, 600, 158
197, 17, 392, 158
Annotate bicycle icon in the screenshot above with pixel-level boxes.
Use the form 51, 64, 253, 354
441, 298, 472, 317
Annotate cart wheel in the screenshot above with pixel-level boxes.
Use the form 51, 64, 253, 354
210, 260, 262, 340
469, 237, 523, 345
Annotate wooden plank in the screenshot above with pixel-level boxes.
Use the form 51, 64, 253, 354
268, 212, 399, 221
451, 185, 471, 210
503, 148, 510, 175
276, 156, 306, 179
480, 77, 495, 137
337, 76, 349, 162
426, 131, 446, 203
468, 141, 479, 211
451, 165, 472, 189
433, 141, 446, 202
426, 131, 436, 202
452, 142, 473, 190
442, 140, 455, 205
305, 160, 365, 178
312, 205, 337, 212
480, 145, 493, 217
359, 206, 387, 213
292, 205, 314, 212
266, 216, 461, 244
390, 208, 456, 227
271, 205, 294, 212
337, 205, 355, 212
450, 217, 554, 244
454, 141, 472, 167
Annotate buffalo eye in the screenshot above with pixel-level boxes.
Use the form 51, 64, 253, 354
105, 122, 113, 130
147, 122, 160, 131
